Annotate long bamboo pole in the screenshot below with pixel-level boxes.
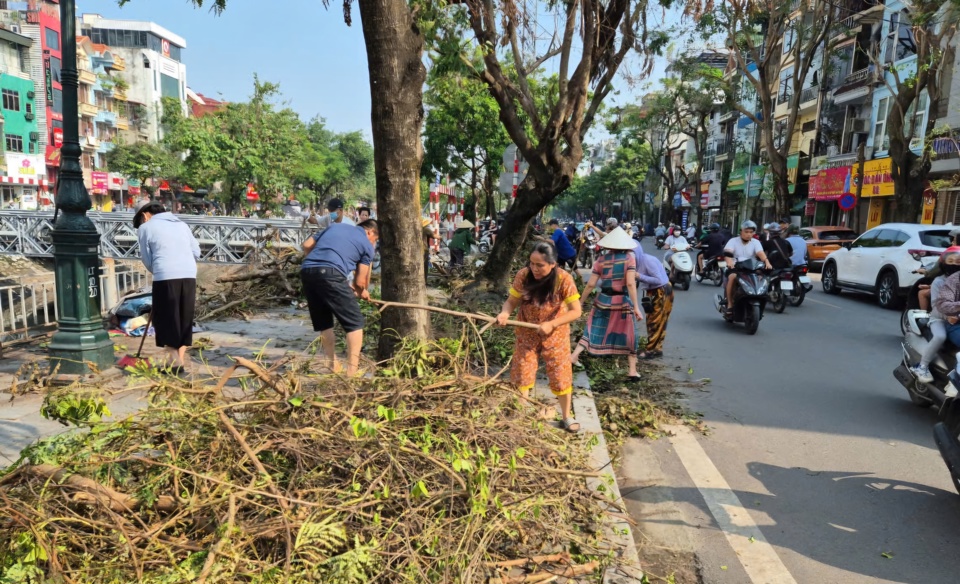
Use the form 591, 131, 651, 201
370, 300, 540, 330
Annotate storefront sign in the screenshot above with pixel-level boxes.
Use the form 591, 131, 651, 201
867, 198, 884, 229
45, 146, 61, 167
162, 38, 171, 58
128, 178, 141, 196
20, 192, 37, 210
44, 57, 52, 101
6, 154, 46, 178
727, 166, 765, 197
809, 166, 850, 201
805, 198, 817, 217
852, 157, 895, 197
108, 173, 127, 190
922, 184, 937, 224
52, 128, 63, 149
786, 153, 800, 194
92, 171, 108, 194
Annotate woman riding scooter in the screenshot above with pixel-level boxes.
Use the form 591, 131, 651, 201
911, 247, 960, 383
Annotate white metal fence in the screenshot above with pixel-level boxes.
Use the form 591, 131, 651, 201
0, 262, 151, 347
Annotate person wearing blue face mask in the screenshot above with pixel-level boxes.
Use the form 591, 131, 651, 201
315, 198, 345, 232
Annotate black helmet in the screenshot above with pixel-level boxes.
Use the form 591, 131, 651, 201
710, 223, 720, 232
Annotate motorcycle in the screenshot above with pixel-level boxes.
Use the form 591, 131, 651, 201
478, 229, 494, 253
893, 310, 960, 494
664, 242, 694, 291
713, 257, 770, 335
900, 253, 941, 335
579, 233, 598, 269
783, 264, 814, 307
695, 252, 725, 287
655, 236, 666, 250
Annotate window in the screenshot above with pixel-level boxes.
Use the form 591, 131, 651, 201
52, 88, 63, 114
25, 102, 32, 115
920, 230, 952, 248
851, 228, 881, 248
874, 229, 906, 247
81, 153, 93, 170
908, 92, 928, 150
884, 11, 917, 64
2, 89, 19, 111
49, 56, 61, 84
819, 230, 858, 241
874, 97, 889, 152
160, 73, 180, 99
778, 67, 793, 105
782, 21, 796, 55
800, 229, 813, 240
5, 134, 23, 153
44, 27, 59, 50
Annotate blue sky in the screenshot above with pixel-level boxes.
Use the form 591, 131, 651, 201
80, 0, 373, 135
79, 1, 682, 141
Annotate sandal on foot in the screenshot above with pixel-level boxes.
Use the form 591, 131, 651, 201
561, 418, 581, 433
572, 361, 585, 370
644, 351, 663, 359
626, 374, 642, 382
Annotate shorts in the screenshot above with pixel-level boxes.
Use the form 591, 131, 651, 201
152, 278, 196, 349
301, 267, 364, 333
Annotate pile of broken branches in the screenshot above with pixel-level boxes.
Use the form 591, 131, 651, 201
0, 339, 626, 584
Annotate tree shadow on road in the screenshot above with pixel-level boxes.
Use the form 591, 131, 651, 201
626, 461, 960, 583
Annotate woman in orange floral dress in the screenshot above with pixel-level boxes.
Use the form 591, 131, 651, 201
496, 242, 583, 432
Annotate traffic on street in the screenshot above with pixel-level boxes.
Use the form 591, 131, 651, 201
622, 235, 960, 584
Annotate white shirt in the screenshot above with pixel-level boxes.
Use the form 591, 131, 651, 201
665, 235, 688, 249
724, 237, 764, 262
685, 227, 696, 239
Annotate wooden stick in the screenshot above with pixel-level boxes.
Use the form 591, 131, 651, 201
23, 464, 177, 513
484, 553, 569, 568
216, 268, 279, 283
488, 561, 598, 583
233, 356, 286, 396
371, 300, 540, 330
197, 299, 245, 322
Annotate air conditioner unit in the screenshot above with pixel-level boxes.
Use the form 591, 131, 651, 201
24, 112, 34, 121
26, 90, 34, 99
10, 25, 20, 34
29, 132, 38, 141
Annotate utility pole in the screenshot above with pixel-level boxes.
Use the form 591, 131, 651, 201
47, 0, 114, 374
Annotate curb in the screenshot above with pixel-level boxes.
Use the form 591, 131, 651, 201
537, 371, 644, 583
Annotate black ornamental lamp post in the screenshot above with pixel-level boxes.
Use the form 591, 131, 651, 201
47, 0, 114, 374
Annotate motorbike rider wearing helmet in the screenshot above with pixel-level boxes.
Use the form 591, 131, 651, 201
761, 223, 794, 270
723, 220, 773, 312
697, 223, 727, 272
911, 247, 960, 382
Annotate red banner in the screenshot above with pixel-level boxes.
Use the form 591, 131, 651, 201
809, 166, 851, 201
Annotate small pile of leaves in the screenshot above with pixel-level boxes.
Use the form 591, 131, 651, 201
0, 339, 622, 584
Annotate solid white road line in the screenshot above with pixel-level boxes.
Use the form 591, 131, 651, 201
667, 424, 798, 584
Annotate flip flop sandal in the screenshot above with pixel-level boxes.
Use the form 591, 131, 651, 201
644, 351, 663, 359
572, 361, 585, 370
626, 375, 643, 382
561, 418, 581, 433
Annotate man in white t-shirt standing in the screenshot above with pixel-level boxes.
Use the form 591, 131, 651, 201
723, 220, 772, 312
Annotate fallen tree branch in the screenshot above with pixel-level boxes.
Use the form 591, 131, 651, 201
25, 464, 177, 513
484, 552, 569, 568
371, 300, 540, 330
197, 299, 246, 322
217, 268, 280, 283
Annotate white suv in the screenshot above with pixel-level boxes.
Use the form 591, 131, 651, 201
820, 223, 953, 309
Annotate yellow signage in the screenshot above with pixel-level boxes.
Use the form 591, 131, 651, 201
866, 198, 884, 229
851, 157, 895, 198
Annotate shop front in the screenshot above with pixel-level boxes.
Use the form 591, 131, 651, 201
808, 165, 851, 226
1, 154, 49, 210
726, 165, 767, 224
91, 171, 111, 211
852, 157, 895, 231
108, 173, 129, 211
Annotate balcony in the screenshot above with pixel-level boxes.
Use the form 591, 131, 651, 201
79, 69, 96, 85
116, 117, 129, 131
79, 101, 98, 117
109, 55, 126, 72
113, 88, 127, 101
715, 141, 732, 161
95, 110, 117, 126
81, 135, 99, 150
799, 85, 819, 111
718, 110, 737, 123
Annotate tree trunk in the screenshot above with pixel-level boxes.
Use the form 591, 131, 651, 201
479, 181, 560, 286
357, 0, 430, 358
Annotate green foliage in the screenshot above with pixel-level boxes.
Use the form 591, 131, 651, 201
40, 390, 111, 427
105, 139, 179, 191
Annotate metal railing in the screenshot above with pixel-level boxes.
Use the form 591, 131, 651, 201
844, 68, 871, 84
0, 262, 151, 346
0, 211, 313, 264
799, 85, 819, 104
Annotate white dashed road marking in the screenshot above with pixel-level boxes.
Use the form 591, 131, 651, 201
667, 424, 799, 584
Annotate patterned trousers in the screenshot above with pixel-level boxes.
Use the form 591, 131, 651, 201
644, 284, 674, 353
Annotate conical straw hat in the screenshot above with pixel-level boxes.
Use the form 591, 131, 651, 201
597, 226, 635, 250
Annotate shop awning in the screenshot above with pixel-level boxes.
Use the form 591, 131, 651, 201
1, 176, 49, 186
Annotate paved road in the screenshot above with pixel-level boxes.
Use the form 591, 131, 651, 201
621, 239, 960, 584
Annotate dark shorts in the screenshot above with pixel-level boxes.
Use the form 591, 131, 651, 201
152, 278, 196, 349
301, 267, 364, 333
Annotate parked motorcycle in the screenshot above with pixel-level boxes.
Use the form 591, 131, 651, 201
713, 257, 770, 335
664, 242, 694, 291
695, 253, 725, 287
893, 310, 960, 494
478, 229, 494, 253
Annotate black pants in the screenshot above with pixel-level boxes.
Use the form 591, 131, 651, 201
451, 248, 465, 267
301, 267, 364, 333
152, 278, 196, 349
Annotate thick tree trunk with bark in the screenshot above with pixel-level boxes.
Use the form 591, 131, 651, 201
357, 0, 430, 358
888, 84, 926, 222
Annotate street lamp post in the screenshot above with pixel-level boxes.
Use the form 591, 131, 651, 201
47, 0, 114, 374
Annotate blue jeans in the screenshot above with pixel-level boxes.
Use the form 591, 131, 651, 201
947, 322, 960, 347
